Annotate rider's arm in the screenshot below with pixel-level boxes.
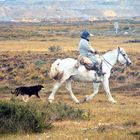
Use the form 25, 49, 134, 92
87, 42, 97, 54
79, 39, 98, 55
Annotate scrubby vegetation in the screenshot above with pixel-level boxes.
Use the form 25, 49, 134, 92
48, 45, 62, 52
0, 101, 49, 133
0, 20, 140, 140
0, 101, 90, 134
45, 102, 90, 121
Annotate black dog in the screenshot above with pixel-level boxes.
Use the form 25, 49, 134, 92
11, 85, 44, 102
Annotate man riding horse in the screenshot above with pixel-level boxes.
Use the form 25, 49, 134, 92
78, 30, 105, 76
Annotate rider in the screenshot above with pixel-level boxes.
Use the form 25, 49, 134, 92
78, 30, 104, 76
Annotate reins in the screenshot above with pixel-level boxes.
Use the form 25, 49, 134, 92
101, 48, 129, 73
101, 48, 120, 69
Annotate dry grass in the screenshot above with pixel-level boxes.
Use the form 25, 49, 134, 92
0, 21, 140, 140
0, 94, 140, 140
0, 21, 140, 53
0, 36, 139, 53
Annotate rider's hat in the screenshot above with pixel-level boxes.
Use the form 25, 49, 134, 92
81, 30, 94, 41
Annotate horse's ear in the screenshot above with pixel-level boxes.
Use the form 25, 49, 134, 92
117, 46, 120, 50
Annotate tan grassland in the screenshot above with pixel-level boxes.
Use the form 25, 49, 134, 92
0, 21, 140, 140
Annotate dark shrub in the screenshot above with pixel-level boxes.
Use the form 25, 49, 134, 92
48, 45, 62, 52
123, 26, 129, 30
123, 120, 138, 127
46, 102, 90, 121
0, 101, 90, 134
0, 101, 51, 134
130, 131, 140, 139
117, 76, 126, 81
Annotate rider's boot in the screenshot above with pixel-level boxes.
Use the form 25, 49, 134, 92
91, 65, 105, 76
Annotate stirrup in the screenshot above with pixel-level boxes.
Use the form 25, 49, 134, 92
93, 73, 102, 83
96, 71, 106, 76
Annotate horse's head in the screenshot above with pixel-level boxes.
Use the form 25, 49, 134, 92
117, 47, 132, 66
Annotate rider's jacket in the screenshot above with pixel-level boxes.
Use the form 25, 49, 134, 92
78, 38, 97, 64
79, 38, 95, 56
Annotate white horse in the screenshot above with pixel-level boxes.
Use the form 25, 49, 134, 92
48, 47, 132, 104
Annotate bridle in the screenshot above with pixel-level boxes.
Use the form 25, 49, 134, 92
117, 47, 130, 66
102, 47, 130, 68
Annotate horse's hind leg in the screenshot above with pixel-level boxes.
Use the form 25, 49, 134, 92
66, 79, 79, 104
84, 82, 100, 102
48, 81, 62, 103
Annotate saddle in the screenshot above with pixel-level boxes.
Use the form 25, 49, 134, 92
77, 55, 94, 70
77, 55, 105, 77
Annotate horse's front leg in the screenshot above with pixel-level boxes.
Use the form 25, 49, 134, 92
103, 77, 117, 103
48, 81, 62, 103
84, 82, 100, 102
66, 79, 79, 104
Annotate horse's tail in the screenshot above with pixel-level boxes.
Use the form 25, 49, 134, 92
49, 59, 64, 80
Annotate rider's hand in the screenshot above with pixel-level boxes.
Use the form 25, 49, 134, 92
94, 50, 98, 54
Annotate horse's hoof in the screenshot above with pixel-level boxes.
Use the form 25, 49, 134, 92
48, 99, 53, 104
113, 100, 117, 103
80, 97, 87, 103
109, 99, 117, 103
76, 101, 80, 104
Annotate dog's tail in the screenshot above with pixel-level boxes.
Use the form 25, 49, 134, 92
11, 89, 18, 96
11, 90, 15, 94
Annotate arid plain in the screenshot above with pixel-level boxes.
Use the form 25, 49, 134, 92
0, 20, 140, 140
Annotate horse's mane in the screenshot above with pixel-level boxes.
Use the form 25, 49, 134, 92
102, 48, 117, 57
101, 49, 114, 54
106, 49, 112, 52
